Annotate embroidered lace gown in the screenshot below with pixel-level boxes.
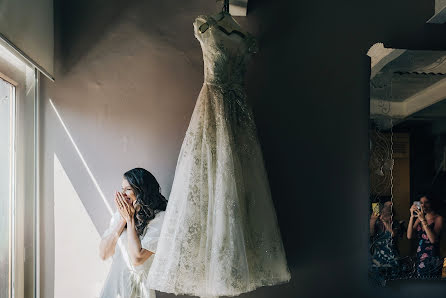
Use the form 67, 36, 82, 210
99, 211, 165, 298
147, 14, 291, 297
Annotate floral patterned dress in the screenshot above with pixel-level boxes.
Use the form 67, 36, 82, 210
370, 220, 400, 272
415, 221, 442, 277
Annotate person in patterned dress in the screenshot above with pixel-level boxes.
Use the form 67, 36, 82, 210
407, 194, 444, 278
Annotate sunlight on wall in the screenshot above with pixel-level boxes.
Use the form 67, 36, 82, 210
49, 98, 132, 275
54, 154, 111, 298
49, 98, 113, 215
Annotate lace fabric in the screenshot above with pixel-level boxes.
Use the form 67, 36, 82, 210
147, 14, 291, 297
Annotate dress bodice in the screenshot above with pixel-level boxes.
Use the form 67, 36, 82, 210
416, 221, 440, 250
193, 14, 257, 87
415, 220, 442, 276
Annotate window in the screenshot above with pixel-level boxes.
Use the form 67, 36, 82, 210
0, 39, 38, 298
0, 72, 15, 298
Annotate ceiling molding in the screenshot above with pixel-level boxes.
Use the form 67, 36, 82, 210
427, 0, 446, 23
371, 77, 446, 118
367, 43, 405, 79
370, 100, 406, 118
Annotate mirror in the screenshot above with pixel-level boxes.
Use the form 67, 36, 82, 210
368, 44, 446, 285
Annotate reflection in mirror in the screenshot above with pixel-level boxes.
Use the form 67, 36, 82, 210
368, 44, 446, 284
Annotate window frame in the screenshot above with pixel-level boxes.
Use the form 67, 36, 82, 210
0, 39, 39, 298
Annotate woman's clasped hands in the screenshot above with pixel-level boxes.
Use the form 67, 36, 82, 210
115, 191, 135, 223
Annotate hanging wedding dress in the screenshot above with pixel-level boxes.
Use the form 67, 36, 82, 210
147, 13, 291, 297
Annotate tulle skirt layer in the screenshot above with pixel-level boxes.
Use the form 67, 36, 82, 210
147, 83, 291, 297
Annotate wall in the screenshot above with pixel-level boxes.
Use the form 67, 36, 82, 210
40, 0, 446, 297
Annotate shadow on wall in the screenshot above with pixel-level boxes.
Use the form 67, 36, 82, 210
56, 0, 138, 75
55, 0, 278, 77
53, 153, 111, 298
56, 0, 223, 75
48, 98, 115, 297
44, 98, 126, 297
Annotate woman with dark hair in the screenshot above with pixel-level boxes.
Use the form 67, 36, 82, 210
99, 168, 167, 298
407, 194, 444, 277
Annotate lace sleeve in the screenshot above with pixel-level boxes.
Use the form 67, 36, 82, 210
102, 211, 122, 238
140, 212, 165, 253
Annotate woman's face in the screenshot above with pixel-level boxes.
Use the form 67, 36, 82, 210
121, 178, 137, 206
420, 196, 431, 212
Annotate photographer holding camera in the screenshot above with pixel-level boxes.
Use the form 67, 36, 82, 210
407, 194, 443, 277
370, 201, 401, 272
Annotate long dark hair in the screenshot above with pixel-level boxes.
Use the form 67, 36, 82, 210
416, 192, 440, 214
124, 168, 167, 236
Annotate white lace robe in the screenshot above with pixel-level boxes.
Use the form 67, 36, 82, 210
99, 211, 165, 298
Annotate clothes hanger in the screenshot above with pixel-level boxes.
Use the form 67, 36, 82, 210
223, 0, 230, 14
198, 0, 246, 38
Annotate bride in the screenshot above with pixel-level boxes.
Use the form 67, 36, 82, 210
98, 168, 167, 298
